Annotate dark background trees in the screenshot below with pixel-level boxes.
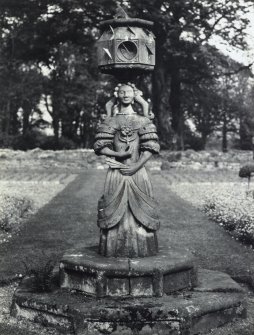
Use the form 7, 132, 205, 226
127, 0, 253, 149
0, 0, 253, 150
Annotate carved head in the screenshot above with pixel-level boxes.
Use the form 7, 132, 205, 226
115, 84, 135, 106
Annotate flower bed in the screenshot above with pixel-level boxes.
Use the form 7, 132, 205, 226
0, 148, 253, 171
0, 180, 68, 243
0, 194, 33, 232
203, 185, 254, 245
169, 180, 254, 246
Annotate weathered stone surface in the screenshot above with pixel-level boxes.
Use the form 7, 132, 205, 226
60, 246, 196, 297
11, 301, 73, 334
12, 272, 246, 335
195, 269, 244, 293
78, 321, 181, 335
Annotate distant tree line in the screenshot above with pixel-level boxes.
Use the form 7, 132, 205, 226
0, 0, 253, 151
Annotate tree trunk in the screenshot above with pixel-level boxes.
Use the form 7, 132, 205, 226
201, 132, 207, 150
170, 65, 184, 150
22, 100, 30, 135
11, 107, 19, 135
222, 113, 228, 152
61, 120, 72, 139
4, 99, 11, 135
152, 61, 172, 148
51, 94, 60, 141
239, 115, 252, 150
52, 117, 59, 141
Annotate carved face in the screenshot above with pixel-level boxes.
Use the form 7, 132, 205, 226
117, 85, 134, 105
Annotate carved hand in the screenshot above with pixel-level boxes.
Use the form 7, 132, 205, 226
120, 163, 141, 176
116, 147, 132, 159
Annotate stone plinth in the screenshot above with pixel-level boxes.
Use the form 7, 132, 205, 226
11, 269, 246, 335
59, 246, 197, 297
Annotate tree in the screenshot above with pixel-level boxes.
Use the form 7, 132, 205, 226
183, 79, 222, 150
126, 0, 253, 149
0, 1, 46, 140
0, 53, 44, 138
0, 0, 253, 150
234, 71, 254, 150
0, 0, 117, 145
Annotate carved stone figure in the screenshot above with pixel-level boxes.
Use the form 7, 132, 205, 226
94, 83, 160, 258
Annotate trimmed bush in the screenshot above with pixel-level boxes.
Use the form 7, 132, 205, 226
239, 164, 254, 178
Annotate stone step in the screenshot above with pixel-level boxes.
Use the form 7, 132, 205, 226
11, 268, 246, 335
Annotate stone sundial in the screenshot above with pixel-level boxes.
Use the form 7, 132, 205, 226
11, 7, 247, 335
59, 7, 196, 298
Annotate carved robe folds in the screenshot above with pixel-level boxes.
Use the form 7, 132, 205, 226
94, 114, 160, 258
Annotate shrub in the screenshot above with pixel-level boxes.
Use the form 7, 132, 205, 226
166, 152, 182, 162
184, 128, 204, 151
161, 161, 173, 170
0, 131, 78, 151
22, 258, 56, 292
11, 131, 47, 150
40, 136, 77, 150
0, 194, 33, 232
239, 164, 254, 178
0, 134, 16, 148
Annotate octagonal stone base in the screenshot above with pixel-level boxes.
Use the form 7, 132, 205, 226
11, 269, 246, 335
59, 246, 197, 297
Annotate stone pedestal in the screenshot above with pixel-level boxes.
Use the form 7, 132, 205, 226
59, 246, 197, 297
11, 269, 246, 335
11, 245, 247, 334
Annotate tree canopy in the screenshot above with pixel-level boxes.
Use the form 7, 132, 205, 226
0, 0, 253, 150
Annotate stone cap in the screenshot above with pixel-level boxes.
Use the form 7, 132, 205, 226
100, 18, 154, 29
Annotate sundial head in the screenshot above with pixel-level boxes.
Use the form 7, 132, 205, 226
97, 8, 155, 75
114, 5, 129, 19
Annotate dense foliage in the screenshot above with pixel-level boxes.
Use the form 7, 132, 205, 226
0, 0, 253, 150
